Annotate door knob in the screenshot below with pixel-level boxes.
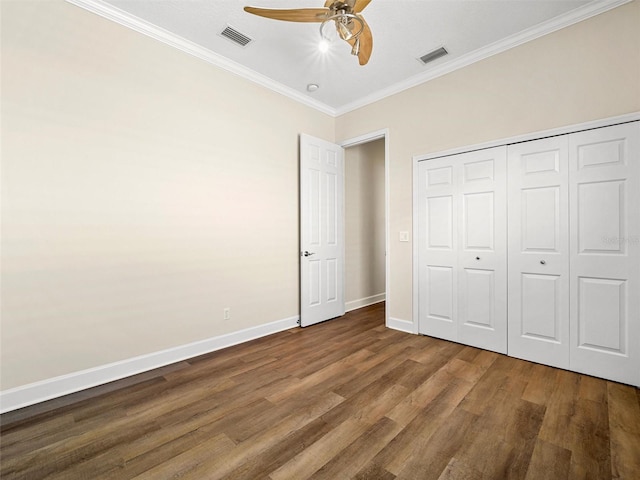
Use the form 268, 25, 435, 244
540, 260, 546, 265
302, 251, 315, 257
475, 256, 480, 260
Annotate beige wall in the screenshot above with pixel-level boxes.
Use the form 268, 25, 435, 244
0, 0, 333, 389
336, 0, 640, 323
344, 139, 385, 306
2, 0, 639, 392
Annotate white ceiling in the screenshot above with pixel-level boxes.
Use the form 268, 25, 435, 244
70, 0, 625, 115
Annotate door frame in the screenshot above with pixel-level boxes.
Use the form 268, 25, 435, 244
339, 129, 390, 327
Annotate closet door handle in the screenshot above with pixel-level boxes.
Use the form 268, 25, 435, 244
475, 256, 480, 260
540, 260, 546, 265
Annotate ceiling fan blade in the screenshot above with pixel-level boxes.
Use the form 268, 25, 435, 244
347, 15, 372, 65
353, 0, 372, 13
244, 7, 329, 23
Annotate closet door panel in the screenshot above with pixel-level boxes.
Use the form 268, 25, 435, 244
569, 122, 640, 386
458, 147, 507, 354
508, 137, 570, 369
427, 195, 454, 248
521, 186, 560, 252
418, 159, 458, 341
426, 266, 455, 324
577, 180, 624, 255
577, 277, 626, 353
462, 268, 495, 327
520, 273, 562, 342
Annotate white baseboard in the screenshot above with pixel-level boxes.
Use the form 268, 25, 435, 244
345, 293, 386, 312
0, 315, 299, 414
387, 317, 415, 334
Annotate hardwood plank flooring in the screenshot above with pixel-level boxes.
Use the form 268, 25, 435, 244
1, 303, 639, 479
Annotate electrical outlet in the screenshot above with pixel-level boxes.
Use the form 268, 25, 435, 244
223, 307, 230, 320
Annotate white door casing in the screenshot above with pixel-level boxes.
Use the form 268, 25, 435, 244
418, 147, 507, 354
507, 136, 571, 369
569, 122, 640, 386
300, 134, 345, 327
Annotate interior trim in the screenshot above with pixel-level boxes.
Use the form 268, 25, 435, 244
387, 317, 415, 335
64, 0, 335, 116
345, 293, 386, 312
340, 129, 391, 328
414, 112, 640, 162
65, 0, 631, 117
334, 0, 632, 115
0, 315, 299, 414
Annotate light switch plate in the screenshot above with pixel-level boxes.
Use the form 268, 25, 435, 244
399, 231, 410, 242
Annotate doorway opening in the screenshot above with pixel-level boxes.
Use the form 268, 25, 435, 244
341, 130, 389, 326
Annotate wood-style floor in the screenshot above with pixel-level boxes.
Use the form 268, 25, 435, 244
1, 303, 639, 479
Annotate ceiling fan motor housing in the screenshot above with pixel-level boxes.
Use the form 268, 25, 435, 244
244, 0, 373, 65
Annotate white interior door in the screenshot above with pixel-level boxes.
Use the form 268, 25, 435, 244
569, 122, 640, 386
300, 134, 345, 327
507, 137, 570, 369
418, 157, 459, 342
458, 147, 507, 354
418, 147, 507, 353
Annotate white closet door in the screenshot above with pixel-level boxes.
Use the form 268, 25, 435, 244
507, 137, 570, 369
418, 147, 507, 353
458, 148, 507, 354
569, 122, 640, 386
418, 157, 459, 342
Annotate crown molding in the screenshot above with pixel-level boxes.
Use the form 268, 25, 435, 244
66, 0, 630, 119
334, 0, 632, 116
65, 0, 337, 116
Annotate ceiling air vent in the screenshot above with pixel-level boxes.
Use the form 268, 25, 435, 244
419, 47, 448, 65
220, 25, 253, 47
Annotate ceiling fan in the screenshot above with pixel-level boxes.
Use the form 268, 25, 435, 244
244, 0, 373, 65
